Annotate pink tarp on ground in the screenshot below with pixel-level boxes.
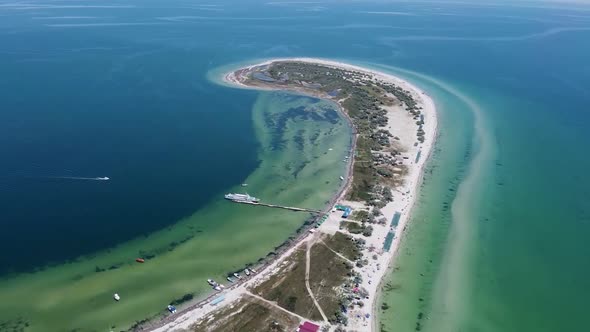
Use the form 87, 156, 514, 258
299, 321, 320, 332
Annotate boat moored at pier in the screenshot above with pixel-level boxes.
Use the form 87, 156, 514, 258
224, 193, 260, 203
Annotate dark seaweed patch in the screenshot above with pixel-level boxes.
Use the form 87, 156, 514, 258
0, 316, 29, 332
169, 293, 194, 306
267, 103, 341, 151
309, 131, 320, 144
294, 129, 305, 151
292, 160, 310, 178
322, 108, 340, 124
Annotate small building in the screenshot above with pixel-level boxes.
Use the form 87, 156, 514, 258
342, 207, 352, 218
297, 321, 320, 332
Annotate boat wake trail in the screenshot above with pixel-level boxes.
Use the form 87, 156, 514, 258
47, 176, 110, 181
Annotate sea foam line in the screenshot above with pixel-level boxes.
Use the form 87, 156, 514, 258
46, 22, 168, 27
378, 26, 590, 42
31, 16, 100, 20
358, 11, 417, 16
2, 4, 136, 10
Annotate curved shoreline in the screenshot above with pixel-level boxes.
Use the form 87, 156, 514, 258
153, 58, 438, 331
228, 58, 438, 331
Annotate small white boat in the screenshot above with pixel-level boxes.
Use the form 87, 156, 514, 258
241, 183, 248, 187
207, 279, 216, 286
213, 286, 222, 291
340, 176, 345, 181
244, 269, 251, 276
233, 272, 241, 279
250, 268, 257, 274
227, 277, 233, 283
113, 293, 120, 301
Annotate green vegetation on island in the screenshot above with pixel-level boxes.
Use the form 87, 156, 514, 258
240, 61, 425, 206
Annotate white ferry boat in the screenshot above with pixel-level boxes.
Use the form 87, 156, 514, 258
224, 193, 260, 203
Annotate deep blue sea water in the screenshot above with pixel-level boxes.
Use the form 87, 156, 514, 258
1, 0, 589, 330
0, 25, 263, 273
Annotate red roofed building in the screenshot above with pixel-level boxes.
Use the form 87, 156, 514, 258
298, 321, 320, 332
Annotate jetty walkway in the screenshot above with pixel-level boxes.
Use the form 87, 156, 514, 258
231, 200, 326, 214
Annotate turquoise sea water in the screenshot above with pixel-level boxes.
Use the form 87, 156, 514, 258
1, 0, 589, 331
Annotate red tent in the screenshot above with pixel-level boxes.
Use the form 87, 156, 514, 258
299, 321, 320, 332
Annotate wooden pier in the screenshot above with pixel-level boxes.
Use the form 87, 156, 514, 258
231, 200, 326, 214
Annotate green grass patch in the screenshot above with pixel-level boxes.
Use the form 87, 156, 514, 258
349, 209, 369, 222
341, 221, 365, 234
253, 248, 322, 321
190, 295, 300, 332
322, 232, 362, 261
309, 240, 354, 323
